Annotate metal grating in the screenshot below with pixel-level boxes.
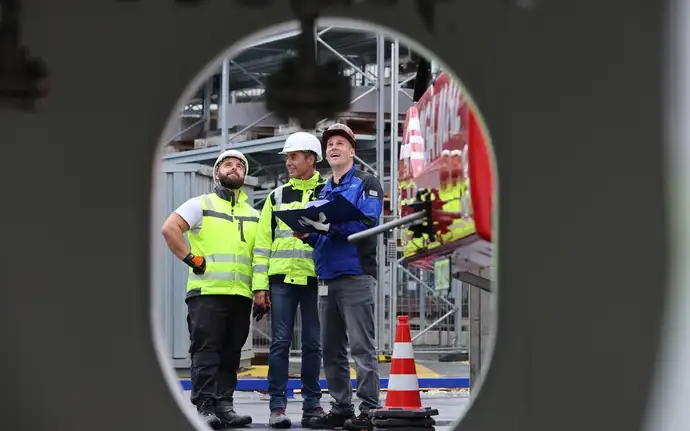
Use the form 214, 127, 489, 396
386, 233, 398, 263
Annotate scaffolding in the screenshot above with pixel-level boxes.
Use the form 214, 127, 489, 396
162, 23, 473, 359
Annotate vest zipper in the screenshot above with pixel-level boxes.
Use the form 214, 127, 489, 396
299, 189, 313, 277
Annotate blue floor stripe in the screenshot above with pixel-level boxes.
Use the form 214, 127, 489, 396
178, 377, 470, 397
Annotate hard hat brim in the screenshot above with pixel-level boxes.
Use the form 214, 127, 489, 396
278, 148, 323, 162
322, 129, 357, 150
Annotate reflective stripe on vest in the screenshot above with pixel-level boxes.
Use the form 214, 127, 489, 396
274, 186, 284, 211
187, 192, 258, 298
251, 180, 322, 288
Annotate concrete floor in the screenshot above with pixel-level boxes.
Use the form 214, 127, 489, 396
179, 390, 470, 430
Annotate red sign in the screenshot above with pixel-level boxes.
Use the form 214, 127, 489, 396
398, 71, 494, 266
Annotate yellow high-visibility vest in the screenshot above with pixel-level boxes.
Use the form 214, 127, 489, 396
186, 191, 260, 299
252, 172, 326, 290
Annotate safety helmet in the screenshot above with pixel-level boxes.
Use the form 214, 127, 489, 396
213, 149, 249, 183
279, 131, 323, 162
322, 123, 357, 150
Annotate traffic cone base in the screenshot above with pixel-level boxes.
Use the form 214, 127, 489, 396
372, 408, 440, 418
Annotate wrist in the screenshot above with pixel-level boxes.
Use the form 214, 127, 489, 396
182, 253, 195, 265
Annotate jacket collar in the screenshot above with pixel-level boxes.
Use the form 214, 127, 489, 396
288, 171, 322, 190
331, 164, 358, 187
214, 185, 248, 206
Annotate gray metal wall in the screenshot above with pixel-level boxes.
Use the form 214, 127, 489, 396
152, 162, 255, 368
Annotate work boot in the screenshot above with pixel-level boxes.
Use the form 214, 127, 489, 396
344, 411, 373, 431
269, 408, 292, 429
197, 399, 223, 429
215, 400, 253, 427
307, 408, 354, 429
301, 406, 326, 427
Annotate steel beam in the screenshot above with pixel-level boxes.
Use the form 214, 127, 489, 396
227, 112, 274, 144
220, 58, 230, 150
454, 271, 493, 293
229, 59, 265, 88
354, 154, 377, 176
165, 118, 205, 145
316, 36, 379, 83
375, 33, 387, 353
203, 79, 212, 134
388, 39, 400, 350
161, 134, 396, 164
468, 267, 493, 394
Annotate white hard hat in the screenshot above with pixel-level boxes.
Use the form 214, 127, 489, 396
213, 149, 249, 182
279, 131, 323, 162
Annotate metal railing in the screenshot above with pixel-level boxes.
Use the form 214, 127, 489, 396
250, 249, 469, 356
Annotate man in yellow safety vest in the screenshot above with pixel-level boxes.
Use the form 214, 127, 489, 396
251, 131, 328, 428
161, 149, 259, 430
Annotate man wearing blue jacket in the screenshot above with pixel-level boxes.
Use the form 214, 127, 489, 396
296, 123, 384, 431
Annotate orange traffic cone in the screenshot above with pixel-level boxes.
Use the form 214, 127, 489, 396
382, 315, 423, 410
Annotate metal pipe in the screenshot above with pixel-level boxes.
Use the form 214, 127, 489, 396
453, 280, 463, 347
350, 85, 377, 105
398, 263, 456, 309
316, 36, 379, 83
399, 75, 415, 87
220, 58, 230, 151
354, 154, 377, 176
253, 196, 268, 210
166, 118, 205, 145
228, 112, 274, 143
317, 26, 333, 36
399, 90, 413, 101
388, 39, 400, 349
348, 211, 425, 243
253, 326, 272, 342
230, 60, 265, 88
412, 348, 468, 354
411, 307, 460, 342
375, 33, 387, 353
203, 79, 212, 133
390, 39, 400, 216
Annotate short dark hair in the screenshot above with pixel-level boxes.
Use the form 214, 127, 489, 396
305, 150, 318, 167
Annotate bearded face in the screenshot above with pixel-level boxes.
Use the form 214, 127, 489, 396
216, 157, 246, 189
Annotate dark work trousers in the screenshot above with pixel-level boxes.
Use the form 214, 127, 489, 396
186, 294, 252, 407
321, 275, 380, 413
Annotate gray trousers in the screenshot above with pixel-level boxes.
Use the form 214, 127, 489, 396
321, 274, 381, 413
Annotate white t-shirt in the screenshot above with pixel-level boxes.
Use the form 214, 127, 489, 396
174, 198, 204, 234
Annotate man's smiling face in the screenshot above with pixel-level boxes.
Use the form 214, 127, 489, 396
326, 135, 354, 169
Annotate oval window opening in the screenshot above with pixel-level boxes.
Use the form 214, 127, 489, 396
151, 18, 497, 430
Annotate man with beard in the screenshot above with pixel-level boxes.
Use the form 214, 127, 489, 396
161, 149, 259, 430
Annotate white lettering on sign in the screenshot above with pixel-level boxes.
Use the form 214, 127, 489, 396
437, 80, 463, 157
417, 76, 464, 167
420, 91, 434, 165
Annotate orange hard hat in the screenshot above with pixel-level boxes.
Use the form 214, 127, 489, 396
322, 123, 357, 150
